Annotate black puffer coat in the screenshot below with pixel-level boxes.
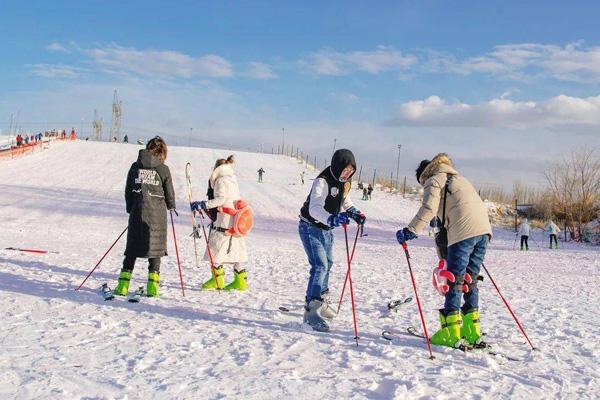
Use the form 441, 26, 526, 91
124, 150, 176, 258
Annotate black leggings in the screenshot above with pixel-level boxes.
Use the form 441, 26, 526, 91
122, 256, 161, 274
550, 234, 558, 247
520, 235, 529, 249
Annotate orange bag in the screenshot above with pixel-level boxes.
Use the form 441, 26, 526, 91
218, 199, 254, 237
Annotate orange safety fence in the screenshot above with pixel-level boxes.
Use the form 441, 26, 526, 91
0, 137, 73, 160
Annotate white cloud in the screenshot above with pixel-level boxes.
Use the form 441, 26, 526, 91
303, 45, 417, 76
386, 94, 600, 128
301, 42, 600, 82
27, 64, 85, 78
85, 44, 233, 78
430, 42, 600, 82
242, 62, 277, 79
46, 42, 71, 53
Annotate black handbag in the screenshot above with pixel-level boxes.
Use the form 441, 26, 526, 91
434, 178, 450, 259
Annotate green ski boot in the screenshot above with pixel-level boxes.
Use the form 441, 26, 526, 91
202, 266, 225, 290
224, 270, 247, 291
430, 310, 463, 348
461, 308, 482, 345
147, 272, 160, 297
114, 270, 132, 296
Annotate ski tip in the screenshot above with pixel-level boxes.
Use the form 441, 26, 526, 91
381, 330, 394, 341
278, 306, 290, 312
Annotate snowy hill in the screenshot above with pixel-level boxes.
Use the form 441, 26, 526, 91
1, 140, 598, 399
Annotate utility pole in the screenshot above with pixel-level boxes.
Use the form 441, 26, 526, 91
93, 109, 103, 141
332, 138, 337, 156
396, 144, 402, 191
189, 127, 193, 147
110, 90, 122, 142
372, 169, 377, 187
282, 128, 285, 156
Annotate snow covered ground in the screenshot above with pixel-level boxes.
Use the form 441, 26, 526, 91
0, 140, 599, 399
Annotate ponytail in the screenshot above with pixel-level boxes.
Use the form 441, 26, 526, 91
213, 154, 235, 170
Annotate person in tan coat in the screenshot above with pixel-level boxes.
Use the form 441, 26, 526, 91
396, 153, 492, 348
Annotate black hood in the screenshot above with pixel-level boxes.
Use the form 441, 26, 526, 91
330, 149, 356, 180
137, 149, 163, 168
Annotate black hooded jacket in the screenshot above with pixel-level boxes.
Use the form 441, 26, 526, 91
300, 149, 356, 230
124, 149, 176, 258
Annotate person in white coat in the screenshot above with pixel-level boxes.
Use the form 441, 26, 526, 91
518, 218, 531, 251
545, 219, 561, 249
191, 155, 249, 290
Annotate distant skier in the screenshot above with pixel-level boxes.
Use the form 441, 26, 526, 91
123, 134, 129, 143
396, 153, 492, 348
257, 167, 265, 183
300, 171, 306, 185
362, 187, 368, 200
518, 218, 530, 251
114, 136, 176, 298
191, 155, 249, 291
545, 219, 561, 249
367, 184, 373, 200
299, 149, 366, 332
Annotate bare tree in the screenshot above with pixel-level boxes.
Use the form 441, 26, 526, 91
545, 148, 600, 241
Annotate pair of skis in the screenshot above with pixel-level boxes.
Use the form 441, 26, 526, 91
101, 283, 143, 303
278, 296, 412, 316
382, 326, 523, 362
185, 162, 201, 269
186, 162, 222, 289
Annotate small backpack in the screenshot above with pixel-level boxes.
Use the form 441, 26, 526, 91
218, 199, 254, 237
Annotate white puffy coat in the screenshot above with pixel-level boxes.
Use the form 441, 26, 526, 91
204, 164, 248, 264
518, 220, 530, 236
546, 221, 561, 235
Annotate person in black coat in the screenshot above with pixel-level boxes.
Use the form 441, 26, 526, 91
114, 136, 176, 297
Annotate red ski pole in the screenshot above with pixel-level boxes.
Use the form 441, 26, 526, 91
481, 263, 536, 350
197, 211, 222, 290
337, 225, 361, 314
170, 210, 186, 297
75, 226, 128, 291
401, 241, 435, 360
343, 224, 360, 346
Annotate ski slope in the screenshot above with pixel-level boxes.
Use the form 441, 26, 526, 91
0, 140, 598, 399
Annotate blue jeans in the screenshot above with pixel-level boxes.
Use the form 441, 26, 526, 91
299, 220, 334, 302
444, 234, 489, 313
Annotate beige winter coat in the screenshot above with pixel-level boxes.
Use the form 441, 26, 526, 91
408, 153, 492, 246
204, 164, 248, 264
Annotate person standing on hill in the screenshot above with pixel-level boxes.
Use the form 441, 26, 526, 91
396, 153, 492, 348
518, 218, 530, 251
114, 136, 176, 298
257, 167, 265, 183
191, 155, 249, 291
298, 149, 366, 332
546, 219, 561, 249
367, 184, 373, 200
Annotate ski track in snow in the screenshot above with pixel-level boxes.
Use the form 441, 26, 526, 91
0, 140, 599, 399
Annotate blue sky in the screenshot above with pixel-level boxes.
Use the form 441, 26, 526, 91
2, 1, 600, 189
